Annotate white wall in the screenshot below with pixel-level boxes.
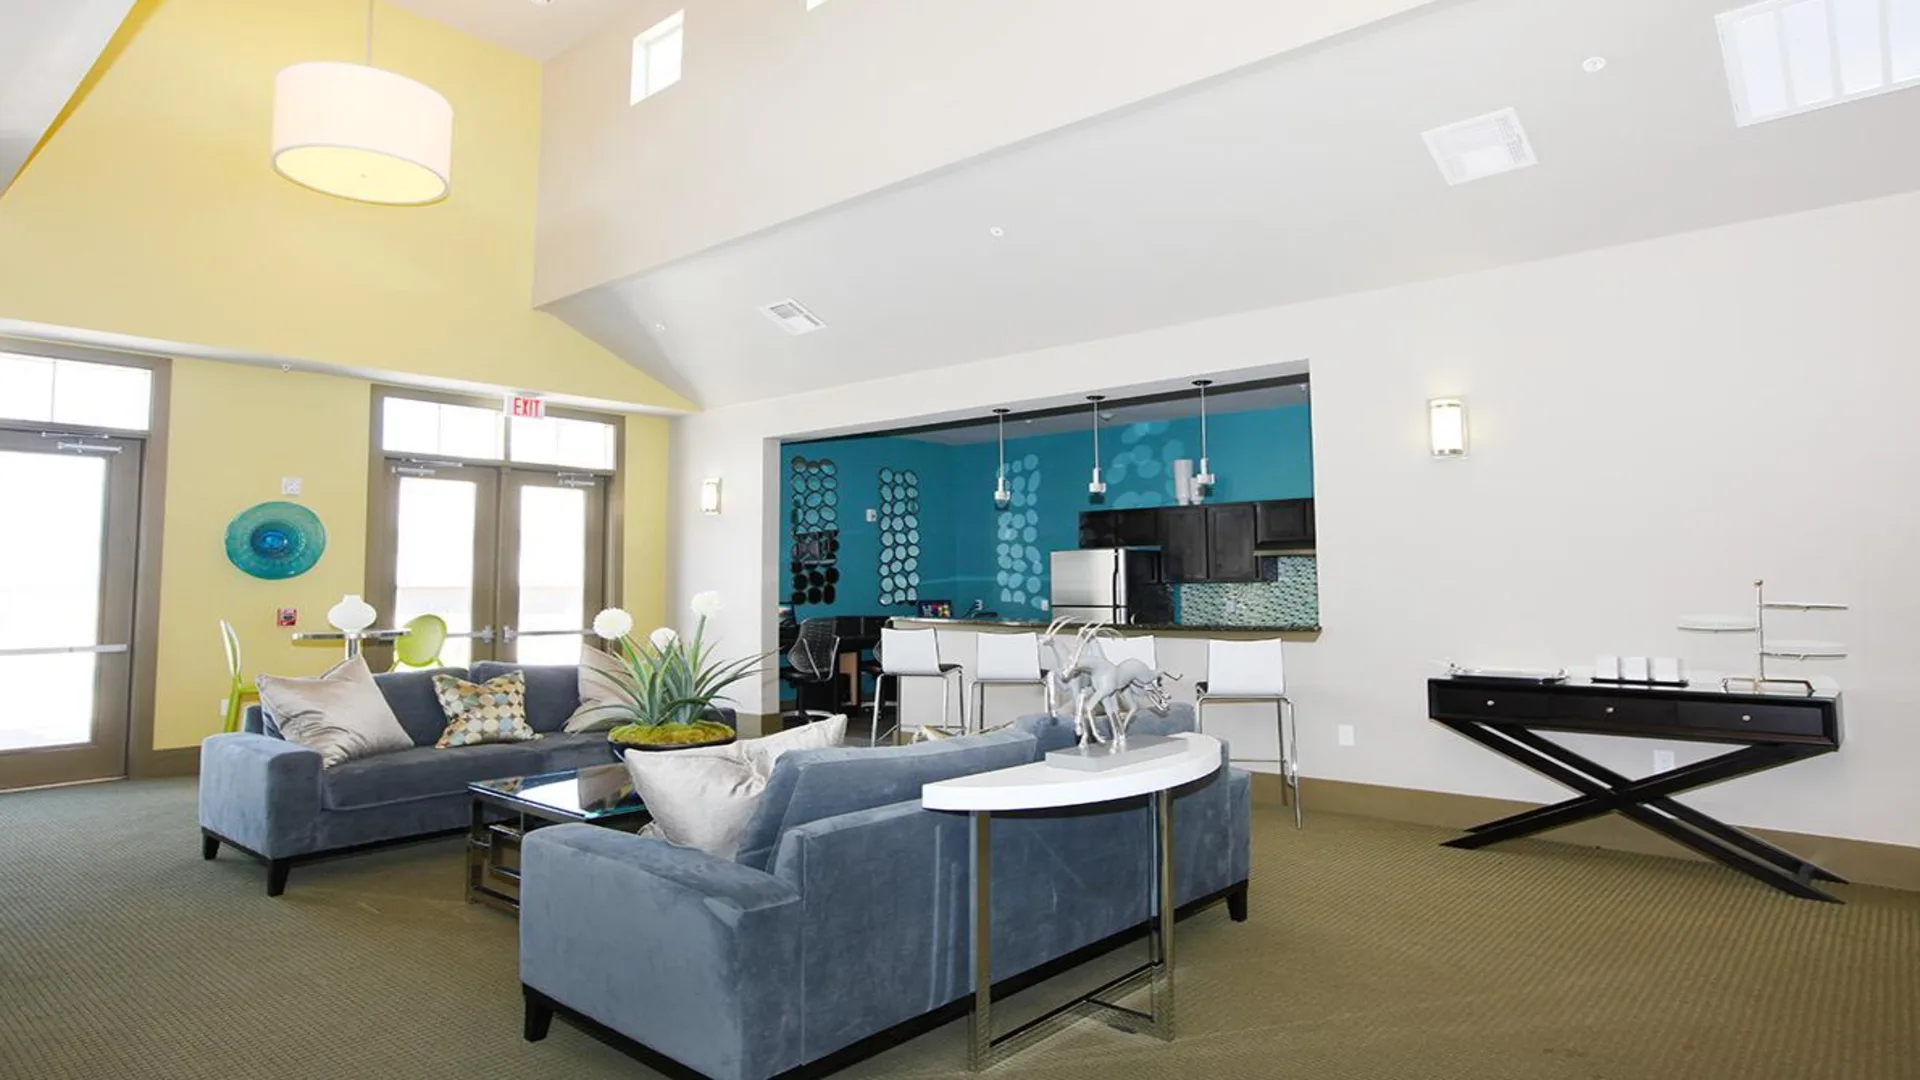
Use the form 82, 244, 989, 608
671, 191, 1920, 850
534, 0, 1438, 304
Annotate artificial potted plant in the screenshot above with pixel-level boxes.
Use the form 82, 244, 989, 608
589, 592, 767, 755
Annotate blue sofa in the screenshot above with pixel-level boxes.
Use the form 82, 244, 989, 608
518, 709, 1252, 1080
199, 662, 643, 896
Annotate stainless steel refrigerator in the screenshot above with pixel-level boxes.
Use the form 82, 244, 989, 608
1049, 549, 1169, 626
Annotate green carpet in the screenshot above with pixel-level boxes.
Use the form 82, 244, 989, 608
1, 778, 1915, 1079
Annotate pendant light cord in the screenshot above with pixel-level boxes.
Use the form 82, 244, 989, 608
1198, 382, 1209, 461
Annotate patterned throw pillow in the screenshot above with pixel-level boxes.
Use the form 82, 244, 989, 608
432, 671, 541, 749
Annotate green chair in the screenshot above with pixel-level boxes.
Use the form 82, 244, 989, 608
220, 620, 259, 734
389, 613, 448, 671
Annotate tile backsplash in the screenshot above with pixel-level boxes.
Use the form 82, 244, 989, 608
1174, 556, 1318, 628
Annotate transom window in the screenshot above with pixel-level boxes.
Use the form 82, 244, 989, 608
0, 353, 151, 432
631, 10, 685, 105
380, 396, 616, 471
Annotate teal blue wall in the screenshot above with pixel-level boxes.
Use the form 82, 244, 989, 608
782, 402, 1312, 619
778, 437, 955, 618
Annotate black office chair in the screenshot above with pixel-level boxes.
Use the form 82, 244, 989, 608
779, 618, 840, 728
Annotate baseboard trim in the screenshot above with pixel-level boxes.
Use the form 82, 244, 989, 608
1251, 773, 1920, 894
130, 746, 198, 780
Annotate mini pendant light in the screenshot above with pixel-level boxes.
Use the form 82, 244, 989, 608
1087, 395, 1108, 503
992, 408, 1012, 510
1193, 379, 1217, 498
272, 0, 454, 206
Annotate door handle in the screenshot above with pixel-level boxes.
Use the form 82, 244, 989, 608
501, 626, 518, 643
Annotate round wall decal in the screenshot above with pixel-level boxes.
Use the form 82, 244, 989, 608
225, 501, 327, 580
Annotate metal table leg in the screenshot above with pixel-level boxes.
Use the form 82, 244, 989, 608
966, 793, 1178, 1071
969, 810, 991, 1070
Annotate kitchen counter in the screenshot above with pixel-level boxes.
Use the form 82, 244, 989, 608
891, 617, 1319, 639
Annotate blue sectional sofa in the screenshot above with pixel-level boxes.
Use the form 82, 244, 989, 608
518, 708, 1251, 1080
198, 662, 642, 896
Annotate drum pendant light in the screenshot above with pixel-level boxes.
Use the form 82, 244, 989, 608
1087, 395, 1107, 503
992, 408, 1012, 510
272, 0, 453, 206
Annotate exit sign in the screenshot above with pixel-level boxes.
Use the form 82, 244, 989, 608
506, 394, 545, 419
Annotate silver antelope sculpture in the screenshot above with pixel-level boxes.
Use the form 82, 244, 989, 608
1040, 617, 1175, 747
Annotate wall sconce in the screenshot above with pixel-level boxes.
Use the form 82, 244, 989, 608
699, 478, 723, 515
1429, 398, 1468, 458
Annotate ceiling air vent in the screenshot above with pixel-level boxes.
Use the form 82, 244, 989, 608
1422, 107, 1538, 186
759, 298, 827, 336
1718, 0, 1920, 127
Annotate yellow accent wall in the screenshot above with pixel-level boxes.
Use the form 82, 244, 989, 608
622, 416, 672, 634
153, 359, 372, 749
0, 0, 689, 750
0, 0, 687, 411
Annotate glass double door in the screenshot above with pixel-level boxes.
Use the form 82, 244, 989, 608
0, 428, 141, 790
372, 460, 609, 669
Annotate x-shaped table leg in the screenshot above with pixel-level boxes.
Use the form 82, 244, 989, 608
1437, 718, 1845, 903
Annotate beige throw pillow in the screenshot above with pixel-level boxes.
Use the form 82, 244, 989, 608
624, 715, 847, 860
256, 656, 412, 768
563, 644, 630, 733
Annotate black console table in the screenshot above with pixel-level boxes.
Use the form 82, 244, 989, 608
1427, 676, 1845, 902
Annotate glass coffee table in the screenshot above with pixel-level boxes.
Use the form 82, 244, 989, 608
467, 763, 650, 915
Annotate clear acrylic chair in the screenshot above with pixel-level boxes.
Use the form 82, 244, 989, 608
1195, 638, 1301, 828
969, 632, 1046, 731
870, 627, 966, 745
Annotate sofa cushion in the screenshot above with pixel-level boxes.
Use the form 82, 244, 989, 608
1010, 702, 1195, 754
321, 743, 547, 810
370, 667, 469, 747
472, 662, 580, 734
538, 731, 623, 773
733, 727, 1035, 872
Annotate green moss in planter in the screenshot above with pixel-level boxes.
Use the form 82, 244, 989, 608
608, 720, 737, 749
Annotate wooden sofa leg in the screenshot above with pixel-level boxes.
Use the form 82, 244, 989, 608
523, 988, 555, 1042
267, 860, 292, 897
1227, 881, 1249, 923
201, 832, 220, 860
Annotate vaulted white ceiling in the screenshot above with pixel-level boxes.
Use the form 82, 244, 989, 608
0, 0, 136, 192
387, 0, 633, 60
541, 0, 1920, 409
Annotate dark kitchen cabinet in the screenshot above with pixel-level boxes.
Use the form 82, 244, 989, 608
1078, 511, 1117, 549
1159, 507, 1208, 582
1254, 499, 1316, 549
1079, 509, 1163, 549
1113, 509, 1161, 547
1207, 504, 1260, 582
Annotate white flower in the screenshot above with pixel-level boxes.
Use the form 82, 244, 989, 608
647, 627, 680, 651
592, 608, 634, 640
690, 591, 724, 619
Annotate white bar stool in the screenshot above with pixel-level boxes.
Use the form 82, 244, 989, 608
871, 627, 967, 745
1195, 638, 1301, 828
969, 632, 1047, 730
1097, 635, 1158, 668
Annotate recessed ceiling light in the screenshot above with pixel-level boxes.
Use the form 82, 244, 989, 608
1422, 107, 1538, 185
1718, 0, 1920, 127
1583, 56, 1608, 73
653, 322, 667, 332
988, 226, 1005, 237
